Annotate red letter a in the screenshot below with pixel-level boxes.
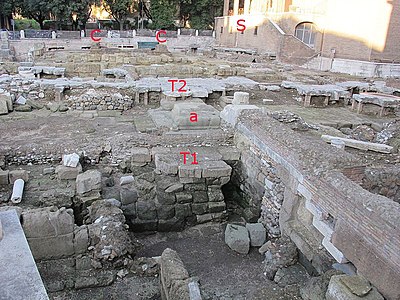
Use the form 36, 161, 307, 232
190, 112, 198, 123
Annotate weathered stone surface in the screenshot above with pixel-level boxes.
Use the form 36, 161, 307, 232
208, 201, 226, 213
220, 104, 260, 127
14, 104, 32, 112
246, 223, 267, 247
76, 170, 102, 195
137, 200, 157, 220
0, 170, 9, 185
192, 203, 208, 215
175, 203, 192, 219
326, 275, 384, 300
9, 169, 29, 183
176, 192, 192, 203
55, 163, 83, 180
224, 224, 250, 254
171, 101, 220, 130
120, 175, 134, 186
165, 183, 183, 193
131, 147, 151, 163
62, 153, 80, 167
232, 92, 249, 105
120, 186, 138, 205
300, 269, 342, 300
74, 225, 89, 254
202, 161, 232, 178
0, 97, 8, 115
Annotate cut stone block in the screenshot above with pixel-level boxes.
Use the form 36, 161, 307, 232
202, 161, 232, 178
120, 175, 134, 186
55, 164, 83, 180
131, 147, 151, 163
9, 169, 29, 183
76, 170, 102, 195
0, 97, 8, 115
208, 201, 226, 213
0, 170, 9, 185
155, 154, 179, 175
326, 275, 384, 300
171, 102, 220, 130
178, 164, 202, 178
62, 153, 80, 168
246, 223, 267, 247
220, 104, 260, 127
232, 92, 249, 105
120, 187, 138, 205
224, 224, 250, 254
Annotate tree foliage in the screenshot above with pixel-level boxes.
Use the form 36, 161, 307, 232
180, 0, 223, 29
17, 0, 51, 28
149, 0, 177, 29
103, 0, 134, 30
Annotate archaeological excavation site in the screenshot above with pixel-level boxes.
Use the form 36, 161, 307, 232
1, 14, 400, 300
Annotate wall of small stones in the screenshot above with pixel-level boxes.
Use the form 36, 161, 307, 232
361, 167, 400, 204
66, 90, 134, 111
229, 146, 285, 238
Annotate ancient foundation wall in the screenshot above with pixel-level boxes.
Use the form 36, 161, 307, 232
230, 109, 400, 300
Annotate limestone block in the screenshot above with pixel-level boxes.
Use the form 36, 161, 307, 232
9, 169, 29, 183
28, 233, 74, 260
155, 154, 179, 175
192, 191, 208, 203
55, 164, 82, 180
176, 192, 193, 204
232, 92, 249, 105
74, 225, 89, 254
217, 146, 241, 161
208, 201, 226, 213
220, 104, 260, 127
120, 175, 134, 186
175, 204, 192, 219
246, 223, 267, 247
224, 224, 250, 254
120, 187, 138, 205
22, 207, 74, 238
326, 275, 384, 300
0, 97, 8, 115
192, 203, 208, 215
131, 147, 151, 163
202, 161, 232, 178
165, 183, 183, 193
136, 200, 157, 220
178, 164, 202, 178
76, 170, 102, 195
0, 170, 9, 185
157, 205, 175, 220
16, 95, 27, 105
196, 212, 225, 223
171, 102, 220, 130
207, 187, 224, 202
62, 153, 80, 168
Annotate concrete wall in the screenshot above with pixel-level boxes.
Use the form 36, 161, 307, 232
228, 109, 400, 300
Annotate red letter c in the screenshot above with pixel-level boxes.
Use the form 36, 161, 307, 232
156, 30, 167, 43
90, 29, 102, 42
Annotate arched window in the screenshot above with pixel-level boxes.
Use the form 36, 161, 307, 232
295, 22, 316, 47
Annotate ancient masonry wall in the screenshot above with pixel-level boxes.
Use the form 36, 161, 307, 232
230, 109, 400, 300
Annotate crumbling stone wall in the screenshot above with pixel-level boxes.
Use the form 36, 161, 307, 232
229, 109, 400, 300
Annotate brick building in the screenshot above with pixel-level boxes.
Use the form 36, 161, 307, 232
215, 0, 400, 64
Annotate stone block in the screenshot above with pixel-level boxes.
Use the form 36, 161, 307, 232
9, 169, 29, 183
131, 147, 151, 163
171, 102, 220, 130
246, 223, 267, 247
207, 187, 225, 202
184, 183, 206, 192
137, 200, 157, 220
220, 104, 260, 127
130, 219, 158, 231
224, 224, 250, 254
155, 154, 179, 175
28, 233, 74, 259
120, 175, 134, 185
208, 201, 226, 213
165, 183, 183, 193
55, 164, 82, 180
22, 207, 74, 238
192, 203, 208, 215
202, 161, 232, 178
175, 203, 192, 220
196, 212, 225, 224
157, 205, 175, 220
0, 170, 9, 185
192, 191, 208, 203
74, 225, 89, 254
217, 146, 241, 161
178, 165, 202, 178
158, 218, 185, 231
121, 203, 136, 217
76, 170, 102, 195
156, 190, 176, 205
62, 153, 80, 168
176, 192, 192, 203
326, 275, 384, 300
232, 92, 249, 105
120, 187, 138, 205
179, 177, 205, 184
0, 97, 8, 115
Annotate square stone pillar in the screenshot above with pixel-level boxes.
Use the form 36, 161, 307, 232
233, 0, 239, 15
223, 0, 230, 16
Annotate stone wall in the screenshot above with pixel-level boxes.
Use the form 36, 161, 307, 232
222, 107, 400, 300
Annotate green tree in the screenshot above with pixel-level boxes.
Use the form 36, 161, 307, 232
0, 0, 16, 29
50, 0, 99, 30
180, 0, 222, 29
104, 0, 134, 31
149, 0, 177, 29
17, 0, 51, 29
